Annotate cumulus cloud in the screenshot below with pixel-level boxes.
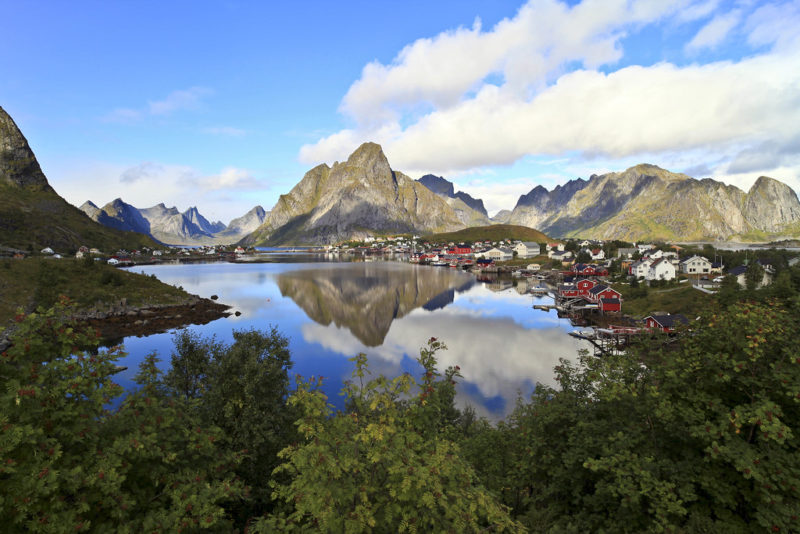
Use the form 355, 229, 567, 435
299, 0, 800, 194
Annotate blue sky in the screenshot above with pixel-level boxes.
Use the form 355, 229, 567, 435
3, 0, 799, 222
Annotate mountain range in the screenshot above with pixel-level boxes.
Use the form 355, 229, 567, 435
79, 199, 266, 246
242, 144, 800, 245
4, 101, 800, 247
0, 105, 156, 252
505, 164, 800, 241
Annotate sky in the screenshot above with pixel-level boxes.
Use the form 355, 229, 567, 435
2, 0, 799, 222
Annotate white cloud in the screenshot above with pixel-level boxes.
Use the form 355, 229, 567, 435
102, 87, 212, 122
51, 160, 267, 223
199, 167, 261, 191
685, 9, 742, 51
202, 126, 246, 137
745, 1, 800, 50
147, 87, 212, 115
299, 0, 800, 195
337, 0, 702, 129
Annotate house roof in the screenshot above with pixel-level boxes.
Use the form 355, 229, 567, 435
588, 284, 610, 295
646, 314, 689, 328
519, 241, 538, 247
729, 265, 747, 276
680, 255, 710, 264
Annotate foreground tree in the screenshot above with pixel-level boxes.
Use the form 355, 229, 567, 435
258, 340, 522, 533
0, 301, 243, 533
164, 327, 297, 525
500, 299, 800, 532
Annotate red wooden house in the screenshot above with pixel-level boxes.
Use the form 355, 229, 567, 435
599, 298, 621, 312
576, 278, 598, 297
587, 284, 622, 304
644, 314, 689, 333
449, 245, 473, 255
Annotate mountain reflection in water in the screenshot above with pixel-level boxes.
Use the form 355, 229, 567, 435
123, 260, 588, 419
276, 263, 474, 346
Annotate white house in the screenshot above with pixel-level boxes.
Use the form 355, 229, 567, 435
630, 258, 652, 278
644, 249, 663, 260
590, 248, 605, 261
681, 255, 712, 275
546, 242, 565, 254
484, 247, 513, 261
550, 250, 573, 263
637, 243, 655, 254
513, 241, 540, 259
647, 258, 676, 281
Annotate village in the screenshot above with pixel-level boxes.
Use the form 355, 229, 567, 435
6, 232, 796, 352
316, 234, 799, 354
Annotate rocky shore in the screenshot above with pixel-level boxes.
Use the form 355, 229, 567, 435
77, 296, 231, 342
0, 296, 231, 352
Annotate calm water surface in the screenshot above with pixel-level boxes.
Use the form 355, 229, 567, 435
123, 258, 588, 420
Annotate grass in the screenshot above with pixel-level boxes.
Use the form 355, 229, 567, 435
421, 224, 554, 244
0, 257, 191, 327
612, 282, 713, 319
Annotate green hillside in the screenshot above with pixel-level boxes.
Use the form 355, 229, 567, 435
0, 257, 189, 326
422, 224, 554, 244
0, 182, 158, 253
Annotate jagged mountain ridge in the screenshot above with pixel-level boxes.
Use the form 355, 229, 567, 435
417, 174, 488, 217
242, 143, 485, 245
218, 206, 267, 238
507, 164, 800, 240
0, 105, 156, 251
81, 199, 266, 245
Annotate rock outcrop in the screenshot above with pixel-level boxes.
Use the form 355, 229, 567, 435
0, 106, 156, 251
0, 106, 52, 192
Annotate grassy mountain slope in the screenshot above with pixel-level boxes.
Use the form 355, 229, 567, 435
422, 224, 553, 244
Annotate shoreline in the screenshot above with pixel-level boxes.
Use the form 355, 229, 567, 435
0, 296, 231, 352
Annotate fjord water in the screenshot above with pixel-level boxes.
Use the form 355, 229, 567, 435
123, 258, 587, 420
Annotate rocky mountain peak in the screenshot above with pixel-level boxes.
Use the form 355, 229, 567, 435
0, 106, 52, 191
345, 142, 392, 176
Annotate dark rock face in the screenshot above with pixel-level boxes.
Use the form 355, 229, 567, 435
418, 174, 455, 197
0, 106, 52, 192
418, 174, 488, 217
